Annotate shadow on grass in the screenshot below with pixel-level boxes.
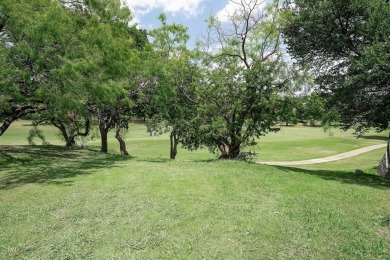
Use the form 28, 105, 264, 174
0, 145, 133, 190
197, 159, 219, 163
180, 158, 219, 163
131, 157, 219, 164
360, 135, 389, 142
140, 157, 171, 163
274, 165, 390, 189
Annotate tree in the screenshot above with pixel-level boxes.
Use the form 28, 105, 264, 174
147, 14, 199, 159
278, 95, 298, 126
32, 112, 91, 147
303, 93, 326, 125
63, 0, 148, 155
0, 0, 146, 156
282, 0, 390, 135
0, 0, 84, 137
194, 0, 298, 159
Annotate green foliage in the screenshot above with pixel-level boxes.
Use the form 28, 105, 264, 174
149, 13, 190, 57
65, 0, 133, 24
27, 125, 49, 146
278, 93, 339, 127
0, 0, 81, 131
146, 14, 199, 159
278, 95, 299, 126
297, 92, 328, 126
282, 0, 390, 134
0, 0, 147, 155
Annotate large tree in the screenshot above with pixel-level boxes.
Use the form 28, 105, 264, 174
282, 0, 390, 135
194, 0, 299, 159
0, 0, 147, 154
0, 0, 86, 136
60, 0, 147, 155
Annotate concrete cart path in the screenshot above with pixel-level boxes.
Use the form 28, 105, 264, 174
257, 144, 387, 166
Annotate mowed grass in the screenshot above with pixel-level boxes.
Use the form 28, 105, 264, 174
1, 121, 388, 162
250, 126, 388, 162
0, 121, 389, 259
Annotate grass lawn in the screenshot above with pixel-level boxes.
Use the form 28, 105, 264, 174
250, 126, 388, 162
0, 121, 389, 259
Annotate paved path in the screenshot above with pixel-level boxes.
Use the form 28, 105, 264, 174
257, 144, 387, 166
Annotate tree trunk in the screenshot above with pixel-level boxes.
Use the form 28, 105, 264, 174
0, 118, 14, 137
218, 142, 241, 159
0, 105, 43, 136
387, 132, 390, 166
95, 109, 115, 153
66, 136, 76, 147
100, 125, 108, 153
386, 132, 390, 180
51, 119, 74, 147
170, 131, 179, 159
68, 118, 90, 148
115, 127, 129, 156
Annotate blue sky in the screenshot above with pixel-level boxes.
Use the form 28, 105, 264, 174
124, 0, 231, 48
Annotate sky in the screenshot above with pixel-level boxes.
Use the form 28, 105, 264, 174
123, 0, 232, 48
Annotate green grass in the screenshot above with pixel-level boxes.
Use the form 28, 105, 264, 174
2, 121, 387, 162
249, 126, 388, 162
0, 121, 389, 259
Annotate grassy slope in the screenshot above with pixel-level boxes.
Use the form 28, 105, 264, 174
0, 121, 389, 259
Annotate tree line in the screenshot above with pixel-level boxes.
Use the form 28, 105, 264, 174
1, 0, 388, 160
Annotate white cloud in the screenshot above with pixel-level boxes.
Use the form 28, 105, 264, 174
216, 0, 266, 22
123, 0, 206, 17
216, 1, 237, 22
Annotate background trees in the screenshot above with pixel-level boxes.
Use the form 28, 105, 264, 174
4, 0, 387, 162
282, 0, 390, 135
194, 0, 299, 159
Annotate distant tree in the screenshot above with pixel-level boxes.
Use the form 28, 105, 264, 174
282, 0, 390, 135
194, 0, 300, 159
278, 95, 298, 126
147, 14, 199, 159
304, 93, 326, 126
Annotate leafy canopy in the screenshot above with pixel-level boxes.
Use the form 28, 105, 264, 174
282, 0, 390, 135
